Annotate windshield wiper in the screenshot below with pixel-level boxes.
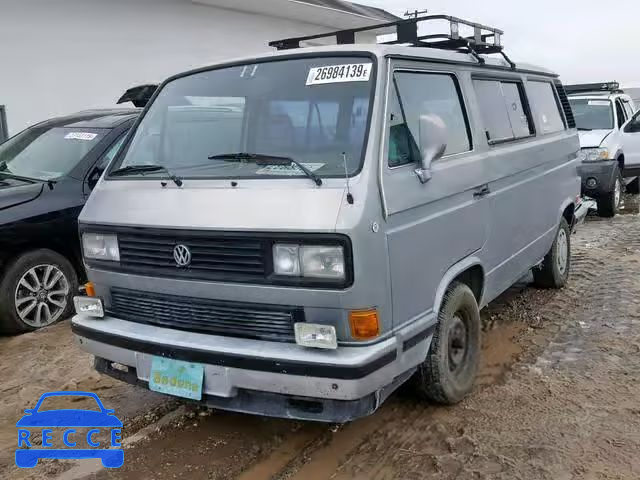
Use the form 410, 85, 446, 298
0, 162, 56, 188
577, 127, 593, 131
110, 164, 183, 187
207, 152, 322, 186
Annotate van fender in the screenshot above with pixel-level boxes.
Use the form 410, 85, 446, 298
558, 196, 576, 226
432, 255, 485, 316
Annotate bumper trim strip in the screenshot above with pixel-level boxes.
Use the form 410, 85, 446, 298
72, 324, 397, 380
402, 324, 437, 352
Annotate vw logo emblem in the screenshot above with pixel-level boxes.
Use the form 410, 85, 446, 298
173, 244, 192, 267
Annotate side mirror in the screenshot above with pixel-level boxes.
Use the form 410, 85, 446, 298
87, 168, 104, 190
415, 114, 447, 184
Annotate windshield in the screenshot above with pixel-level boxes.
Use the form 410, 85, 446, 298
0, 127, 106, 180
109, 56, 375, 180
569, 98, 614, 130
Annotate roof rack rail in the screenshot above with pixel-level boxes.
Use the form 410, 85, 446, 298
268, 15, 516, 69
565, 82, 622, 95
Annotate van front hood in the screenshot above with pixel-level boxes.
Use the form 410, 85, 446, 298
80, 180, 346, 231
578, 129, 613, 148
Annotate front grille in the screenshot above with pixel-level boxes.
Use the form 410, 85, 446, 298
117, 231, 267, 282
108, 288, 301, 342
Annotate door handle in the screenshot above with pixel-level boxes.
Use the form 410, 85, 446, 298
473, 184, 490, 198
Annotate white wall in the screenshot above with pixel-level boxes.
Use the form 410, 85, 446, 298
0, 0, 337, 134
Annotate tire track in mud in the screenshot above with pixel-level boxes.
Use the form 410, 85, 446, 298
241, 215, 633, 480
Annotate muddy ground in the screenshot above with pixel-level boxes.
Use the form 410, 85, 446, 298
1, 198, 639, 480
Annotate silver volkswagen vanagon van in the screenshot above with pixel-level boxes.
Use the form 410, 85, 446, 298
72, 16, 580, 422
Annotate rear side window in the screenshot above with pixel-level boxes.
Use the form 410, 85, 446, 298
473, 79, 534, 143
527, 81, 565, 134
388, 72, 471, 167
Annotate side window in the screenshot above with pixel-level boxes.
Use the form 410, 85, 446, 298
527, 81, 565, 134
622, 100, 634, 119
473, 79, 534, 143
615, 100, 627, 127
388, 71, 471, 167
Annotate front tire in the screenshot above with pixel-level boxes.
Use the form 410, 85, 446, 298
596, 171, 622, 217
533, 217, 571, 289
413, 282, 481, 404
0, 249, 78, 334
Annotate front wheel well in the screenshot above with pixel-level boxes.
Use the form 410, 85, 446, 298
562, 203, 576, 226
617, 154, 625, 172
452, 265, 484, 305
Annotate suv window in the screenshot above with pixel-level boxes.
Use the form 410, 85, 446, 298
622, 100, 634, 119
615, 99, 627, 127
473, 79, 534, 143
388, 72, 471, 167
97, 135, 126, 171
527, 82, 565, 134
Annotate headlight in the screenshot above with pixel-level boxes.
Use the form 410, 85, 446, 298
579, 148, 610, 162
73, 296, 104, 318
82, 233, 120, 261
273, 244, 345, 280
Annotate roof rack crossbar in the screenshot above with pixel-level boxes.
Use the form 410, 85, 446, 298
564, 82, 621, 95
268, 15, 506, 57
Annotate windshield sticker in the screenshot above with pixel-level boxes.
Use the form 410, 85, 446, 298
306, 63, 372, 86
256, 163, 325, 176
588, 100, 610, 106
64, 132, 98, 141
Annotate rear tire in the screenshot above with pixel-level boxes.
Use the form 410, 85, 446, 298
413, 282, 481, 404
532, 217, 571, 289
596, 171, 622, 217
0, 249, 78, 334
626, 176, 640, 194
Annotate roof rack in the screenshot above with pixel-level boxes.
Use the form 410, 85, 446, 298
268, 15, 515, 69
565, 82, 622, 95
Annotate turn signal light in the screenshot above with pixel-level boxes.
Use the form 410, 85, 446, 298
84, 282, 96, 297
349, 309, 380, 340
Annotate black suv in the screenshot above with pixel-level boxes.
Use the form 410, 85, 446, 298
0, 109, 140, 333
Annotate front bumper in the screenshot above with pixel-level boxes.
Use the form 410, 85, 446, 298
72, 314, 435, 422
577, 160, 618, 197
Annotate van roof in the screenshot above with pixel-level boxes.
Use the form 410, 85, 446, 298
170, 43, 558, 83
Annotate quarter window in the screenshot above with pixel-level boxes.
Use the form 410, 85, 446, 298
473, 79, 534, 143
388, 72, 471, 167
527, 81, 565, 134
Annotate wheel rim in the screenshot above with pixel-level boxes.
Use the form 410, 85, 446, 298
14, 264, 69, 327
556, 228, 568, 276
614, 179, 621, 207
448, 314, 468, 373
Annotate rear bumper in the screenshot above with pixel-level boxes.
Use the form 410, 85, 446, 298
72, 314, 435, 422
578, 160, 618, 196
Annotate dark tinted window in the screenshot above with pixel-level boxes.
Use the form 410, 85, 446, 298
615, 100, 627, 127
473, 79, 533, 143
0, 127, 106, 180
527, 82, 565, 134
389, 72, 470, 167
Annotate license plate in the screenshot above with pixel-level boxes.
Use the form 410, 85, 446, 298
149, 356, 204, 400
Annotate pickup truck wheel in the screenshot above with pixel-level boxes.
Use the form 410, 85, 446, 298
0, 249, 78, 334
413, 282, 480, 404
533, 217, 571, 289
596, 173, 622, 218
626, 177, 640, 194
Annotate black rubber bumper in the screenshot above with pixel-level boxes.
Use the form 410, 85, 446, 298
578, 160, 618, 197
